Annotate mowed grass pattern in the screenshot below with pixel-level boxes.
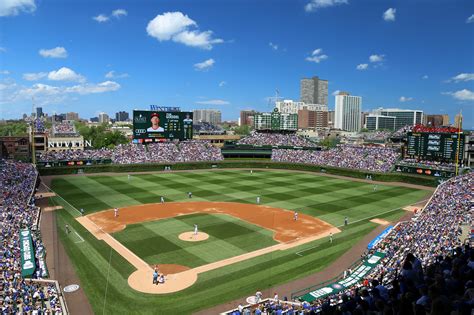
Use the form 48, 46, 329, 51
50, 170, 430, 314
52, 170, 429, 227
113, 213, 277, 267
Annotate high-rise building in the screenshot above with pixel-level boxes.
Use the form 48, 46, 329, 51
454, 113, 463, 128
276, 100, 327, 114
239, 110, 256, 126
298, 108, 328, 129
115, 111, 130, 122
193, 109, 221, 125
36, 107, 43, 118
328, 110, 335, 128
300, 76, 328, 106
361, 112, 369, 129
366, 115, 396, 131
98, 113, 110, 124
334, 92, 362, 132
373, 108, 423, 130
66, 112, 79, 121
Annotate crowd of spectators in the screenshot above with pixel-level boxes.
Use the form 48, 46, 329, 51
38, 141, 224, 164
112, 141, 223, 164
238, 132, 317, 147
0, 160, 65, 314
52, 122, 77, 136
391, 125, 413, 138
39, 148, 113, 162
300, 173, 473, 314
272, 145, 400, 173
361, 131, 393, 141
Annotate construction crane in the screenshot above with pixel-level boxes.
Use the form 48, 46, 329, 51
267, 89, 284, 109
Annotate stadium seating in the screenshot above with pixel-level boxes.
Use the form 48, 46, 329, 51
0, 160, 66, 314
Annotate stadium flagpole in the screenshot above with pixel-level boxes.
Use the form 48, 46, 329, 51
454, 111, 462, 176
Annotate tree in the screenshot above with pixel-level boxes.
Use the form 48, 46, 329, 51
233, 125, 251, 135
0, 121, 28, 136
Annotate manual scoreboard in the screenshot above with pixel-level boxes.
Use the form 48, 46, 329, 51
133, 110, 193, 141
407, 132, 465, 161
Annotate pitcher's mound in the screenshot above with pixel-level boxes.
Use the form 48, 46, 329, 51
178, 232, 209, 242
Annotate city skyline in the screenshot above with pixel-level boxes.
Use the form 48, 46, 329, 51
1, 0, 473, 128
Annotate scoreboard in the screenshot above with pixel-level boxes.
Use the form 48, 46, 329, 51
406, 132, 465, 161
133, 110, 193, 141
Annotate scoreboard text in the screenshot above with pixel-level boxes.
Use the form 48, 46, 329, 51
406, 132, 465, 161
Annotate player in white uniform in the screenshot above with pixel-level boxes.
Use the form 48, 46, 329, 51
373, 185, 378, 192
294, 211, 298, 221
256, 196, 260, 204
194, 224, 198, 236
160, 196, 164, 203
114, 208, 119, 217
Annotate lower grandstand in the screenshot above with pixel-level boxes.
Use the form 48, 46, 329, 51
0, 160, 67, 314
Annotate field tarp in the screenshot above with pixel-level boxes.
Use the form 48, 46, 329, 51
20, 229, 36, 277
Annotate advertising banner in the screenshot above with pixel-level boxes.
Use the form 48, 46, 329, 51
367, 226, 394, 250
20, 229, 36, 277
301, 251, 385, 302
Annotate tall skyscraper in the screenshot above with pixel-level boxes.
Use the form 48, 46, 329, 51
66, 112, 79, 121
98, 113, 110, 124
36, 107, 43, 118
300, 76, 328, 106
193, 109, 221, 125
240, 110, 256, 126
115, 111, 130, 122
334, 92, 362, 132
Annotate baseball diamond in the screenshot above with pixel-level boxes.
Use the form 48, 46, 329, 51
43, 169, 432, 313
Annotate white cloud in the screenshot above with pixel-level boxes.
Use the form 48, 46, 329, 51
466, 14, 474, 23
332, 90, 340, 96
444, 89, 474, 101
422, 75, 429, 79
356, 63, 368, 70
0, 0, 36, 17
450, 73, 474, 82
383, 8, 396, 22
48, 67, 85, 82
305, 48, 328, 63
0, 70, 10, 75
112, 9, 127, 18
195, 99, 230, 105
93, 14, 109, 23
305, 0, 348, 12
65, 81, 120, 94
194, 58, 215, 71
269, 42, 278, 50
219, 81, 226, 87
399, 96, 413, 102
146, 11, 223, 50
23, 72, 47, 81
369, 54, 384, 63
39, 47, 68, 58
105, 70, 129, 79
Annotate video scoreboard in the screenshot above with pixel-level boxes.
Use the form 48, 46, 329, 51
406, 132, 465, 161
133, 110, 193, 141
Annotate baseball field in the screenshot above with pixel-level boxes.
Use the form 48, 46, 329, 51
47, 169, 430, 314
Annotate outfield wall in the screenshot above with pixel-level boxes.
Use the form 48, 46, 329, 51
38, 161, 439, 187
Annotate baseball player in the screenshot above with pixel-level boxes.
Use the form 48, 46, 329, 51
160, 196, 164, 204
373, 185, 378, 192
80, 208, 84, 216
188, 192, 192, 199
128, 174, 131, 181
329, 232, 333, 244
294, 211, 298, 221
344, 216, 348, 226
65, 224, 70, 234
256, 196, 260, 204
250, 170, 253, 174
114, 208, 119, 218
194, 224, 198, 236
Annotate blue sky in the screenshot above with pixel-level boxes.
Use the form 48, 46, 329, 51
1, 0, 473, 127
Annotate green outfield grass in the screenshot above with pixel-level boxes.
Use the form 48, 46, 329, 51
49, 170, 430, 314
113, 213, 277, 267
